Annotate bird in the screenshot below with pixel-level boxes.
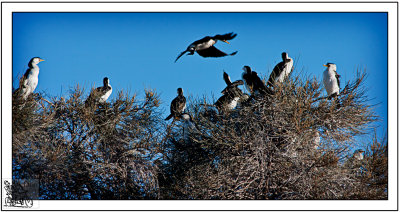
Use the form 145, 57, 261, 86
175, 32, 238, 62
165, 88, 186, 120
216, 72, 244, 113
221, 71, 244, 95
353, 149, 365, 160
242, 65, 272, 96
312, 131, 320, 150
85, 77, 112, 107
323, 63, 340, 99
267, 52, 294, 87
17, 57, 44, 99
215, 90, 242, 114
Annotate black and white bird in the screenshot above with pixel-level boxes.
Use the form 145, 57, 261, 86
323, 63, 340, 99
353, 149, 365, 160
242, 66, 272, 96
165, 88, 186, 120
215, 72, 244, 113
175, 32, 238, 62
85, 77, 112, 106
18, 57, 45, 99
267, 52, 294, 87
215, 89, 242, 114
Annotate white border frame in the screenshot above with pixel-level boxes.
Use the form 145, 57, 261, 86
1, 1, 397, 211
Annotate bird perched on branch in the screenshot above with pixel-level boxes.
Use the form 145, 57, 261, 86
17, 57, 45, 99
353, 149, 365, 160
175, 32, 238, 62
323, 63, 340, 99
85, 77, 112, 107
242, 66, 272, 96
267, 52, 294, 87
215, 72, 244, 113
165, 88, 186, 120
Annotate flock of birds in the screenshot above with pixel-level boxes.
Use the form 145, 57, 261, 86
14, 32, 366, 161
165, 32, 341, 122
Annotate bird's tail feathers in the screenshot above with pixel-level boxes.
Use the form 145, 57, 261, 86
165, 114, 174, 120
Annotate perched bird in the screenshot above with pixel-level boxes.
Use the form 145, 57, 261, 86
175, 32, 238, 62
165, 88, 186, 120
267, 52, 294, 87
215, 90, 242, 114
17, 57, 45, 99
353, 149, 365, 160
242, 66, 272, 96
221, 71, 244, 95
215, 72, 245, 113
85, 77, 112, 107
312, 131, 320, 150
323, 63, 340, 99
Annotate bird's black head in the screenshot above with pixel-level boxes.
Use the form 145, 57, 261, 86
242, 66, 251, 74
103, 77, 109, 86
28, 57, 44, 68
281, 52, 288, 60
323, 63, 336, 68
177, 88, 183, 95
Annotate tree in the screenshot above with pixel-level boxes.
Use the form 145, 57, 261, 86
12, 70, 387, 200
13, 85, 163, 199
158, 71, 387, 200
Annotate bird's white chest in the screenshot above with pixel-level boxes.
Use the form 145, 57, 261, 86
354, 153, 363, 160
227, 97, 240, 109
25, 67, 40, 88
277, 59, 293, 83
196, 39, 216, 51
323, 69, 339, 95
99, 86, 112, 103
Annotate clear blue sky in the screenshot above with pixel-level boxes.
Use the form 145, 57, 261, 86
12, 12, 388, 141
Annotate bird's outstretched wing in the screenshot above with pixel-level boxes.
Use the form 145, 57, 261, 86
197, 46, 237, 58
221, 80, 244, 94
216, 32, 237, 41
175, 50, 189, 63
231, 80, 244, 87
223, 72, 232, 85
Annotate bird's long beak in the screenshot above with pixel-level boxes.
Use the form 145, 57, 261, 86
222, 40, 230, 44
39, 59, 45, 62
323, 64, 328, 67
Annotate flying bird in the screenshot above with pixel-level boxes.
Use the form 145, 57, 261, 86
17, 57, 45, 99
323, 63, 340, 99
267, 52, 294, 87
165, 88, 186, 120
85, 77, 112, 107
242, 66, 272, 96
175, 32, 238, 62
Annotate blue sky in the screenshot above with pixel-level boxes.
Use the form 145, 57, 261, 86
12, 12, 387, 141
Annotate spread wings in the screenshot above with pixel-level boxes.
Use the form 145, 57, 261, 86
196, 46, 229, 58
